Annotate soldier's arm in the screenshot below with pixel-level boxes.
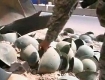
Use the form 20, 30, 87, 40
99, 33, 105, 80
96, 1, 105, 80
45, 0, 78, 43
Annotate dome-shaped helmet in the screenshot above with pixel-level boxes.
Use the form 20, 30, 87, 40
14, 35, 39, 50
38, 47, 61, 73
20, 44, 40, 67
76, 45, 94, 59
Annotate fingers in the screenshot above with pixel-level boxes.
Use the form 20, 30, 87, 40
38, 45, 41, 50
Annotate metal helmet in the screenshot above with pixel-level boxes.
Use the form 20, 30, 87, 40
74, 39, 86, 50
56, 41, 70, 50
14, 35, 39, 50
85, 31, 94, 35
59, 75, 79, 80
20, 44, 40, 67
56, 44, 74, 73
38, 47, 61, 73
58, 51, 70, 73
2, 32, 19, 43
0, 42, 17, 66
60, 44, 75, 59
79, 34, 92, 41
70, 34, 79, 40
0, 68, 12, 80
76, 45, 94, 59
76, 71, 98, 80
84, 39, 93, 43
68, 48, 75, 60
81, 57, 98, 72
63, 28, 74, 34
87, 34, 96, 40
60, 44, 71, 54
79, 34, 92, 43
62, 38, 77, 53
69, 57, 84, 74
93, 51, 100, 61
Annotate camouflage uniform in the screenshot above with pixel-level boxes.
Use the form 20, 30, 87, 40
97, 1, 105, 80
45, 0, 78, 43
99, 38, 105, 80
96, 0, 105, 27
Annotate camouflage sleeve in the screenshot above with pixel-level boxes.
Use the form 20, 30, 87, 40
96, 0, 105, 27
99, 33, 105, 80
96, 1, 105, 80
45, 0, 78, 43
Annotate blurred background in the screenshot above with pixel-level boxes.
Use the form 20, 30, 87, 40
31, 0, 98, 9
31, 0, 54, 5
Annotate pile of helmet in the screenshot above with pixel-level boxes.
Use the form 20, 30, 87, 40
0, 28, 101, 80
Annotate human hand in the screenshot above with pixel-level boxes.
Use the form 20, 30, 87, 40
39, 40, 50, 52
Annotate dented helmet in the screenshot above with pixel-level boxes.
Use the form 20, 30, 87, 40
0, 42, 17, 66
2, 32, 18, 43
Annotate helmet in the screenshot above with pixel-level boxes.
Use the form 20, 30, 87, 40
14, 35, 39, 50
0, 42, 17, 66
76, 71, 98, 80
20, 44, 40, 67
38, 47, 61, 73
76, 45, 94, 58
